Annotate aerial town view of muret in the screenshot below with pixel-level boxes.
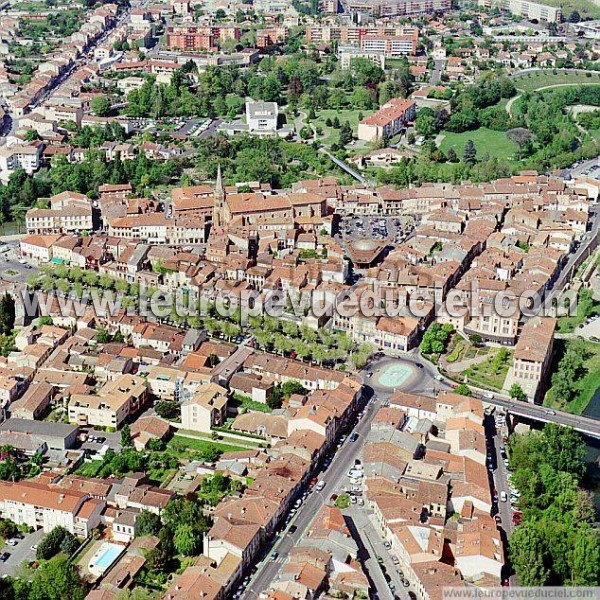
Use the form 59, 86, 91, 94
1, 0, 600, 598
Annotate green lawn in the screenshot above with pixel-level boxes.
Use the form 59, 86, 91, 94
545, 340, 600, 415
75, 461, 103, 477
231, 394, 272, 414
532, 0, 600, 18
463, 349, 513, 391
513, 71, 600, 93
439, 128, 519, 162
557, 288, 600, 333
168, 435, 245, 455
313, 108, 374, 148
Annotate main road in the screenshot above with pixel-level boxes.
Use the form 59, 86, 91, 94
242, 395, 401, 600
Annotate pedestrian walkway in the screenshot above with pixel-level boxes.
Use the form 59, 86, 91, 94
441, 352, 489, 374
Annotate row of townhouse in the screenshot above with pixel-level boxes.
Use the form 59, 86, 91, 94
5, 4, 118, 119
165, 374, 364, 599
362, 390, 504, 600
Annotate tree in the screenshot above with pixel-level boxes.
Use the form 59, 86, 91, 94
569, 10, 581, 23
509, 523, 551, 586
541, 424, 586, 479
30, 556, 86, 600
281, 380, 308, 397
339, 121, 353, 146
463, 140, 477, 166
469, 333, 482, 346
267, 386, 284, 410
60, 533, 79, 556
120, 424, 132, 448
0, 454, 21, 481
509, 383, 527, 402
91, 96, 111, 117
36, 526, 71, 560
0, 293, 15, 335
144, 545, 169, 573
454, 383, 473, 397
569, 527, 600, 585
415, 107, 437, 138
136, 510, 162, 537
446, 147, 458, 163
96, 327, 110, 343
174, 524, 202, 556
155, 400, 179, 420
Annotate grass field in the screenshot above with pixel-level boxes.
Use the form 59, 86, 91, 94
531, 0, 600, 18
463, 349, 513, 391
313, 108, 374, 148
168, 435, 246, 455
545, 340, 600, 415
439, 128, 519, 162
513, 71, 600, 93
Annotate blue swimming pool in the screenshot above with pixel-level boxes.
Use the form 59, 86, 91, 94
90, 543, 124, 574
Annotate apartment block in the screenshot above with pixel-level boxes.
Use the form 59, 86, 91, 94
342, 0, 451, 17
358, 98, 417, 142
181, 383, 228, 433
509, 316, 556, 401
0, 480, 104, 536
361, 33, 418, 56
68, 374, 148, 429
479, 0, 562, 22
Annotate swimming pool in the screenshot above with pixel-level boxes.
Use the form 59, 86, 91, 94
89, 542, 124, 576
373, 361, 415, 389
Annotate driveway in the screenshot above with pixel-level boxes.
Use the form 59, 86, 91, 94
0, 528, 45, 577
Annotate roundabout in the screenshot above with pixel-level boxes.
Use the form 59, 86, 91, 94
366, 357, 423, 394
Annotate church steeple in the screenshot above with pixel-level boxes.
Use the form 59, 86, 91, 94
216, 163, 223, 196
213, 164, 225, 228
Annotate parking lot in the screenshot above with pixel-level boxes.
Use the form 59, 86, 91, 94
0, 242, 36, 284
0, 529, 45, 577
79, 429, 122, 455
339, 216, 414, 245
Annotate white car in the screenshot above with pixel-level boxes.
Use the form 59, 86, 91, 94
500, 491, 507, 502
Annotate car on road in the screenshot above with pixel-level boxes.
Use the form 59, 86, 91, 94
350, 432, 359, 442
289, 525, 298, 534
316, 480, 325, 491
384, 541, 391, 550
0, 552, 10, 562
402, 579, 410, 587
545, 409, 556, 415
500, 491, 507, 502
271, 552, 278, 560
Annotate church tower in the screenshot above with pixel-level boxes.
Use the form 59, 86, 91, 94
213, 164, 225, 228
